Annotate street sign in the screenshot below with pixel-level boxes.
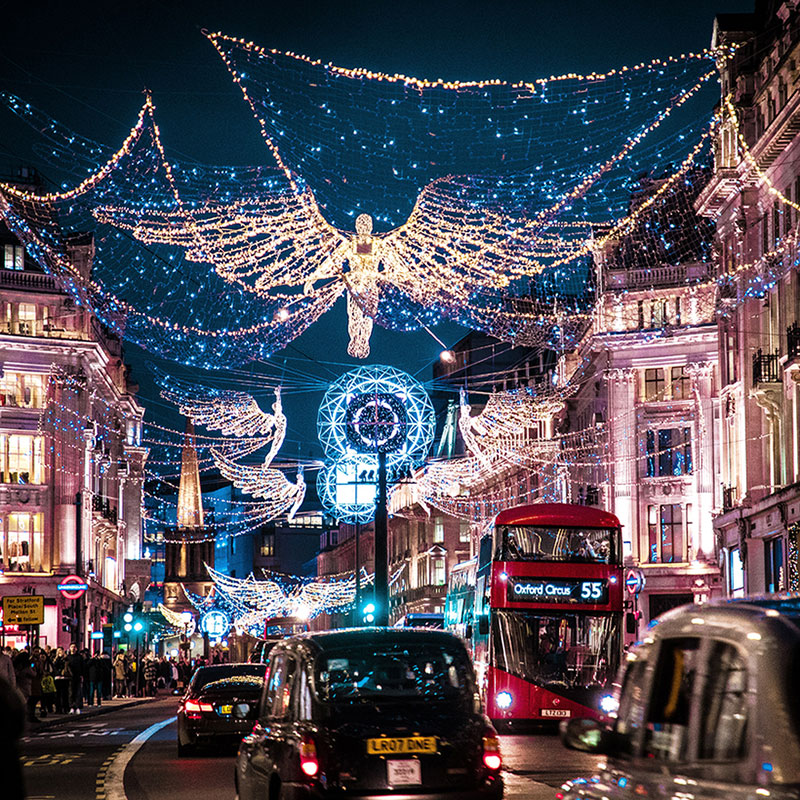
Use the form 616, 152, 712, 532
625, 569, 645, 595
57, 574, 89, 600
2, 594, 44, 625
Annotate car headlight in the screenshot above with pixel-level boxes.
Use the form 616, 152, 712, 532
495, 691, 513, 710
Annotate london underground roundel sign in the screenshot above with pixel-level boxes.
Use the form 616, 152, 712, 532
625, 569, 645, 596
58, 574, 89, 600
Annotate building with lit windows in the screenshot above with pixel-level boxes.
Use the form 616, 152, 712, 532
556, 215, 722, 634
696, 3, 800, 598
0, 174, 146, 650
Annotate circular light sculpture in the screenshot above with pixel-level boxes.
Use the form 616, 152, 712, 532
317, 365, 434, 523
199, 609, 231, 639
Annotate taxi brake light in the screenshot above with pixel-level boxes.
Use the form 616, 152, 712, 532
482, 728, 502, 770
184, 699, 213, 713
300, 736, 319, 777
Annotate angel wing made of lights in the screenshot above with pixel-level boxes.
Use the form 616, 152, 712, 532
458, 387, 565, 469
211, 447, 306, 521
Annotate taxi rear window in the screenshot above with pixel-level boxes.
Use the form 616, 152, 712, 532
314, 643, 474, 703
190, 664, 267, 693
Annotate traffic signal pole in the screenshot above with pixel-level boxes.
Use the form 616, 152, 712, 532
374, 450, 389, 626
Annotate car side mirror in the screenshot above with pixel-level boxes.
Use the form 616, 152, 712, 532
478, 616, 489, 636
559, 718, 612, 755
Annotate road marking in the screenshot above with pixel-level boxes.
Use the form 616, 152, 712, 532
23, 753, 84, 767
101, 717, 175, 800
28, 725, 131, 740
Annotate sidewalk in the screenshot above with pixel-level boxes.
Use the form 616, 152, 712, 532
24, 694, 170, 733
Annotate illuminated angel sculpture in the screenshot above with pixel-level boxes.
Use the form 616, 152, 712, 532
93, 155, 554, 358
0, 36, 722, 362
154, 368, 306, 520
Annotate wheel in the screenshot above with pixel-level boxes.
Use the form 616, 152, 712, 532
177, 739, 195, 758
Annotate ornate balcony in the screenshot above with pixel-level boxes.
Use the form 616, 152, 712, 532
753, 348, 781, 385
722, 485, 737, 512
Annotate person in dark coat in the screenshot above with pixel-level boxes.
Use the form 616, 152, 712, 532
51, 646, 69, 714
87, 652, 103, 706
64, 643, 84, 714
13, 651, 36, 722
100, 651, 113, 700
0, 673, 26, 800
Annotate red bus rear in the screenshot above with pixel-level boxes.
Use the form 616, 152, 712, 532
467, 503, 623, 727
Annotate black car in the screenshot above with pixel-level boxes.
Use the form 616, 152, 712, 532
234, 628, 504, 800
177, 663, 268, 757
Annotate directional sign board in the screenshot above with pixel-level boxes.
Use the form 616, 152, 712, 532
2, 595, 44, 625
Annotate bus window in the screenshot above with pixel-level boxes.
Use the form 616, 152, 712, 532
497, 525, 617, 564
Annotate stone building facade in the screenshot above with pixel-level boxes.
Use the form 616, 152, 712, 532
696, 2, 800, 598
0, 198, 146, 650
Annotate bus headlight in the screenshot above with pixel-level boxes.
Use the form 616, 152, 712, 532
495, 691, 513, 709
599, 694, 619, 714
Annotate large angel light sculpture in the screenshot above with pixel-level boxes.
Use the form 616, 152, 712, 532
155, 369, 306, 520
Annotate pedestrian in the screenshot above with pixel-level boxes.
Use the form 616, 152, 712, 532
40, 659, 56, 717
51, 647, 69, 714
0, 672, 26, 800
13, 651, 36, 723
87, 651, 103, 706
80, 648, 91, 706
125, 653, 137, 698
64, 643, 84, 714
0, 645, 15, 688
113, 650, 127, 697
144, 654, 158, 697
101, 650, 113, 700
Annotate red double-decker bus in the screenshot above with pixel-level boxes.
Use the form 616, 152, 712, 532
446, 503, 623, 727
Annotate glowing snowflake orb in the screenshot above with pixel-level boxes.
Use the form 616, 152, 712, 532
318, 365, 434, 462
317, 365, 435, 523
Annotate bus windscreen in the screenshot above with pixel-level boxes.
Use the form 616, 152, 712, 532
492, 610, 620, 690
496, 525, 618, 564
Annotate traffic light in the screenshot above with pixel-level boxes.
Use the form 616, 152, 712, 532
122, 606, 147, 636
361, 602, 376, 625
61, 607, 73, 633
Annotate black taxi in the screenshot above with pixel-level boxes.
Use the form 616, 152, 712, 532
234, 628, 503, 800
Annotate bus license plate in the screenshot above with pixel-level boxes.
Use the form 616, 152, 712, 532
387, 759, 422, 785
367, 736, 437, 755
541, 708, 570, 718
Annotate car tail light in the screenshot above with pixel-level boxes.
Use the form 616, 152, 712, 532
184, 699, 213, 717
482, 728, 502, 771
299, 735, 319, 777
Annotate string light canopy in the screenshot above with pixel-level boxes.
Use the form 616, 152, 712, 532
0, 34, 731, 364
317, 365, 435, 523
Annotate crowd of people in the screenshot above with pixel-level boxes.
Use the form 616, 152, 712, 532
0, 643, 196, 721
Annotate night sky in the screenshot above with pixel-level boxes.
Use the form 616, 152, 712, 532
0, 0, 754, 462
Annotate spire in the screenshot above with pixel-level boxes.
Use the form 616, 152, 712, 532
177, 417, 204, 529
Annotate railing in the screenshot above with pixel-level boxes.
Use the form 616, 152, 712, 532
92, 494, 118, 524
753, 348, 781, 384
788, 322, 800, 361
605, 262, 713, 290
0, 269, 57, 292
722, 485, 737, 512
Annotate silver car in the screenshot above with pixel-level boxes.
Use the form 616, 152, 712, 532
559, 594, 800, 800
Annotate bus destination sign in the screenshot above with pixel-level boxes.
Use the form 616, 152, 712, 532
507, 577, 609, 605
